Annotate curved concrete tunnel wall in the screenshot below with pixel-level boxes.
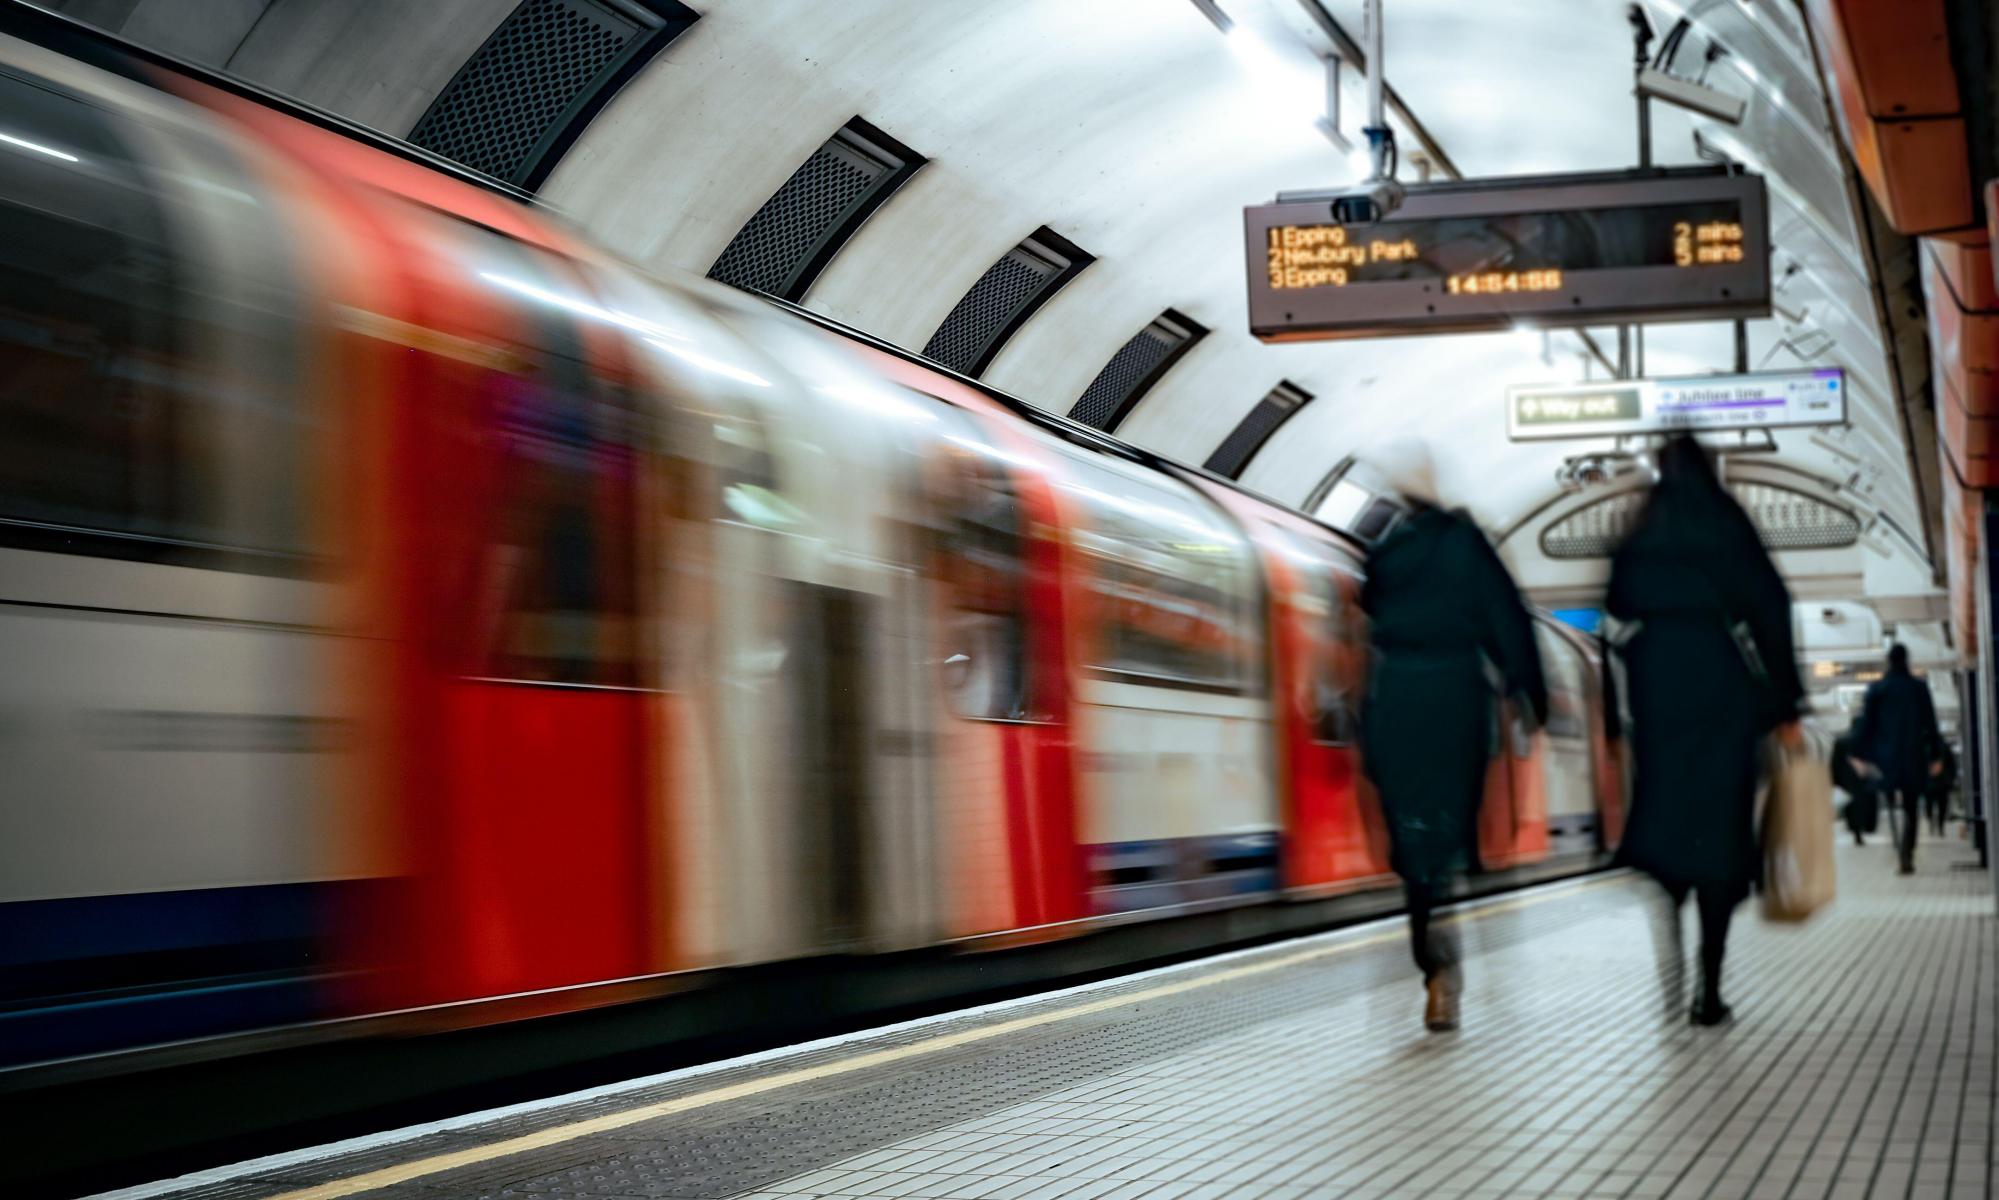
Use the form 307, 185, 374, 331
35, 0, 1944, 612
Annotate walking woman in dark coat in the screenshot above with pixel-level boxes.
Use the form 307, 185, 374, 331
1606, 435, 1804, 1026
1361, 441, 1548, 1033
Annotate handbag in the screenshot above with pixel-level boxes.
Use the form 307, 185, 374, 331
1761, 743, 1836, 922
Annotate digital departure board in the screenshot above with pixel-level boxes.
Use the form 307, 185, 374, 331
1245, 167, 1770, 341
1505, 369, 1846, 442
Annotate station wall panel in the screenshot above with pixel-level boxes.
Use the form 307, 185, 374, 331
1940, 437, 1981, 657
1804, 0, 1976, 236
1929, 236, 1999, 311
1940, 370, 1999, 487
1924, 239, 1999, 417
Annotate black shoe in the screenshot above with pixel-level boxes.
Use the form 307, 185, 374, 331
1691, 998, 1733, 1027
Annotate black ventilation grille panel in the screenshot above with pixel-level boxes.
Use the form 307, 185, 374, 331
924, 228, 1091, 377
709, 119, 923, 300
1069, 310, 1207, 432
410, 0, 697, 190
1204, 381, 1312, 478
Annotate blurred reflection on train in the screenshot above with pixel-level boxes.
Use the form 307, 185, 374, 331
0, 16, 1623, 1071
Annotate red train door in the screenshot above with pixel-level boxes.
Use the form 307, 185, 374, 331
387, 219, 657, 1005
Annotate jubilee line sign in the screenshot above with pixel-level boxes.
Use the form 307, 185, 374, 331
1505, 369, 1847, 442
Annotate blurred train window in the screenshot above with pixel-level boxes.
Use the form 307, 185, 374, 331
931, 406, 1031, 721
0, 73, 311, 570
460, 239, 643, 687
1056, 450, 1258, 693
1266, 525, 1362, 744
1315, 571, 1366, 745
1535, 625, 1589, 741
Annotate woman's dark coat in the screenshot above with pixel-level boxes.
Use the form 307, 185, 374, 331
1606, 472, 1804, 899
1361, 507, 1548, 885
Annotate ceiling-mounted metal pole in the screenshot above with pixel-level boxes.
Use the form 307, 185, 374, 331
1734, 319, 1750, 373
1629, 4, 1654, 169
1295, 0, 1457, 177
1626, 4, 1653, 383
1362, 0, 1389, 180
1364, 0, 1385, 130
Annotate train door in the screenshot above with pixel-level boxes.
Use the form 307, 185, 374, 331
680, 405, 810, 965
921, 404, 1046, 937
1248, 520, 1382, 891
1050, 448, 1275, 915
1537, 623, 1604, 854
691, 308, 954, 955
1479, 685, 1550, 870
383, 222, 656, 1005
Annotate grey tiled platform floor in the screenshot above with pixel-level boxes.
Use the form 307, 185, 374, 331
136, 838, 1993, 1200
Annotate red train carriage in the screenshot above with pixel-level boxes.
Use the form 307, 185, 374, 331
0, 8, 1622, 1077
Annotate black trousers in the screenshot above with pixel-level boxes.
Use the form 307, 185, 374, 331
1406, 875, 1460, 982
1662, 880, 1735, 1002
1890, 788, 1921, 867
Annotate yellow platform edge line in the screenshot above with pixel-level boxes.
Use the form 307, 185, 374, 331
261, 874, 1621, 1200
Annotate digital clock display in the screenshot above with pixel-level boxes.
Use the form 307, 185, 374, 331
1245, 168, 1771, 341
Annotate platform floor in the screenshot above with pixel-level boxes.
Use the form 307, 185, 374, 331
117, 837, 1994, 1200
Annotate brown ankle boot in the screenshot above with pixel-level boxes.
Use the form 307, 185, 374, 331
1424, 976, 1459, 1032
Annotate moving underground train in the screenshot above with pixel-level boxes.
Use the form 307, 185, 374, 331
0, 11, 1625, 1077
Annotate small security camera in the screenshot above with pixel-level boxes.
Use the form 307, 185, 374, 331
1637, 65, 1747, 125
1330, 177, 1406, 225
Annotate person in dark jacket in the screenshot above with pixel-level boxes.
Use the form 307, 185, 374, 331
1361, 440, 1548, 1033
1926, 740, 1958, 837
1831, 724, 1879, 846
1606, 435, 1804, 1027
1851, 643, 1943, 873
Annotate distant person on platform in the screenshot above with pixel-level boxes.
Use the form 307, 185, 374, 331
1607, 435, 1804, 1027
1927, 739, 1958, 838
1360, 439, 1547, 1034
1850, 643, 1944, 874
1832, 720, 1880, 847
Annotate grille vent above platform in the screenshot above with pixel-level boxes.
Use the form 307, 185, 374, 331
924, 228, 1091, 377
1204, 381, 1312, 478
409, 0, 696, 190
1541, 482, 1862, 559
709, 119, 922, 300
1069, 310, 1207, 432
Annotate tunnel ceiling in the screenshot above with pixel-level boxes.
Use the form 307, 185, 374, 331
46, 0, 1942, 601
